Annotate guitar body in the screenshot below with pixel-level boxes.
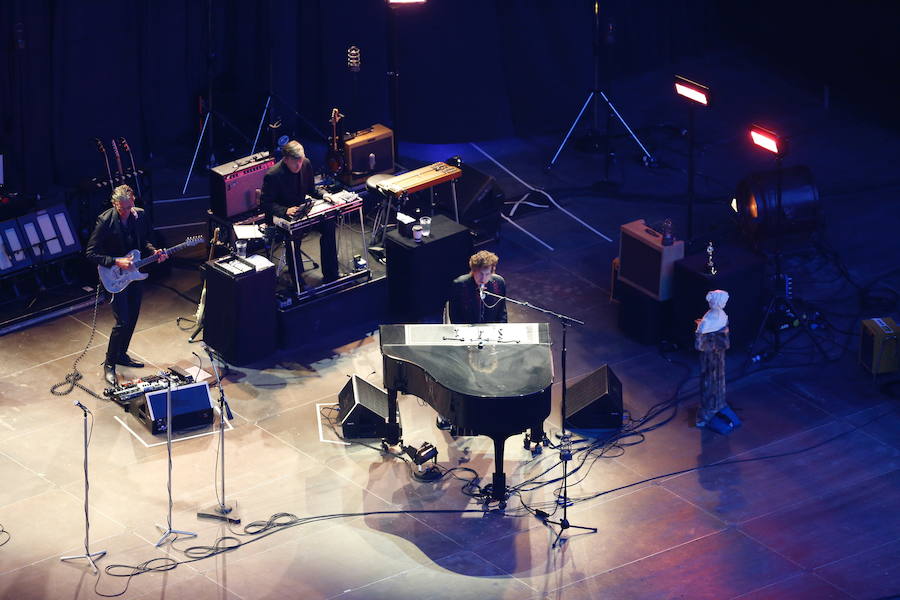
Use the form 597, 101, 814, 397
326, 143, 345, 176
98, 249, 148, 293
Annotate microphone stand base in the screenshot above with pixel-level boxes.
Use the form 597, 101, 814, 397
542, 517, 598, 549
154, 525, 197, 547
197, 502, 241, 524
60, 549, 107, 574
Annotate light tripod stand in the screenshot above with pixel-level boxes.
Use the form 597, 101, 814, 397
546, 1, 655, 177
481, 290, 597, 546
60, 401, 107, 573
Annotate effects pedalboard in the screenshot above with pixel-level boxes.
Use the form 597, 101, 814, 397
103, 366, 194, 404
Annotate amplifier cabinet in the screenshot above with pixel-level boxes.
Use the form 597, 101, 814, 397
618, 219, 684, 301
339, 124, 395, 186
203, 255, 276, 365
860, 317, 899, 374
210, 152, 275, 218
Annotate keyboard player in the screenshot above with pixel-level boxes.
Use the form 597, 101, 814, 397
448, 250, 508, 325
439, 250, 508, 430
260, 140, 339, 283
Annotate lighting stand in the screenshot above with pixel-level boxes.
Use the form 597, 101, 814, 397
155, 379, 197, 546
60, 402, 107, 573
687, 104, 696, 242
481, 291, 598, 545
197, 344, 240, 524
546, 2, 655, 174
747, 155, 829, 363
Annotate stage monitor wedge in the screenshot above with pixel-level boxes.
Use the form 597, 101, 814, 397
337, 375, 390, 438
565, 365, 624, 430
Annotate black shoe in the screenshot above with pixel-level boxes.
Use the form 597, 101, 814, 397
116, 354, 144, 368
436, 416, 451, 430
104, 363, 117, 387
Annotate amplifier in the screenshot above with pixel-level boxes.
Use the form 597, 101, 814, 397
210, 152, 275, 218
339, 124, 395, 186
132, 381, 214, 435
860, 317, 899, 374
618, 219, 684, 301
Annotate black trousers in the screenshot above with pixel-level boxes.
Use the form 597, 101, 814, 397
286, 219, 339, 283
106, 282, 142, 364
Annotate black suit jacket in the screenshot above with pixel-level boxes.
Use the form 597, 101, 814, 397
260, 158, 319, 221
448, 273, 508, 324
85, 207, 156, 268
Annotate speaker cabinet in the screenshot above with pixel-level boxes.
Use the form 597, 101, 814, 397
565, 365, 624, 429
209, 152, 274, 218
860, 317, 899, 374
618, 219, 684, 301
340, 124, 395, 186
133, 381, 214, 435
203, 256, 276, 365
432, 163, 502, 245
338, 375, 390, 438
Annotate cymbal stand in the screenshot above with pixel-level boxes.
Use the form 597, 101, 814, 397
60, 401, 107, 573
155, 378, 197, 546
197, 344, 240, 523
482, 291, 597, 545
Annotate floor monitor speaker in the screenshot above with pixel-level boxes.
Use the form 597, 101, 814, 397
133, 381, 215, 435
338, 375, 390, 438
565, 365, 624, 429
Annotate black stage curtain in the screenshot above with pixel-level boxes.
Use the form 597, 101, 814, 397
1, 0, 721, 194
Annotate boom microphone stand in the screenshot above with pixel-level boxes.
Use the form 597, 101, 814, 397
481, 290, 597, 546
196, 343, 240, 523
155, 378, 197, 546
60, 401, 107, 573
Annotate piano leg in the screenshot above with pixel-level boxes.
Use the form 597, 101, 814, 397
490, 436, 508, 506
383, 388, 402, 446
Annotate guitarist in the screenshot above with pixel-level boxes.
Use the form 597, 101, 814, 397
261, 140, 339, 285
85, 185, 167, 385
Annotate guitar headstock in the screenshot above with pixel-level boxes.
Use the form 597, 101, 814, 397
93, 137, 106, 153
329, 108, 344, 126
185, 235, 205, 247
118, 136, 131, 152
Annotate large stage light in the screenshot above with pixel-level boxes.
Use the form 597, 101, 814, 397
674, 75, 710, 106
734, 166, 820, 239
750, 124, 785, 155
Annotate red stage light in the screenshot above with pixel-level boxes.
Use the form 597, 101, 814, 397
674, 75, 710, 106
750, 124, 783, 155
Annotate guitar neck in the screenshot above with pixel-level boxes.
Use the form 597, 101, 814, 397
133, 241, 190, 269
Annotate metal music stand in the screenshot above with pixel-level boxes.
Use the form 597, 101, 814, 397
155, 378, 197, 546
60, 402, 107, 573
196, 344, 240, 524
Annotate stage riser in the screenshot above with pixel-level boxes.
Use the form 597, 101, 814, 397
277, 276, 388, 350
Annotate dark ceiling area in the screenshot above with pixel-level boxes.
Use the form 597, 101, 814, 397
4, 0, 898, 195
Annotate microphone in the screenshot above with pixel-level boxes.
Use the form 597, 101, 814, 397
479, 284, 486, 301
368, 152, 376, 172
73, 400, 90, 413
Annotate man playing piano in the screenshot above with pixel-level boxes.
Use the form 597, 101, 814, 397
260, 140, 339, 284
439, 250, 508, 430
448, 250, 507, 324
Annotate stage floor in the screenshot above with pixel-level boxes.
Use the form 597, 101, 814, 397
2, 52, 900, 600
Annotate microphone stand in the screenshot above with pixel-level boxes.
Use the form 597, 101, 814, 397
155, 377, 197, 546
482, 290, 598, 546
60, 402, 107, 573
196, 345, 240, 523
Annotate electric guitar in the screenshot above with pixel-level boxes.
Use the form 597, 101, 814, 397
325, 108, 345, 176
98, 236, 203, 293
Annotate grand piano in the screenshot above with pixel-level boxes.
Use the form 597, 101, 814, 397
380, 323, 554, 502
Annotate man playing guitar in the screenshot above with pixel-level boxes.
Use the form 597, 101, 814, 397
85, 185, 167, 385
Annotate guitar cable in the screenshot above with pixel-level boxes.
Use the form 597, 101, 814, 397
50, 285, 107, 400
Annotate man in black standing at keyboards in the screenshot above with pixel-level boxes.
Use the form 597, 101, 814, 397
260, 140, 339, 287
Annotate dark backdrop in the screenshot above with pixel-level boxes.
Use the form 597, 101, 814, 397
5, 1, 898, 195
